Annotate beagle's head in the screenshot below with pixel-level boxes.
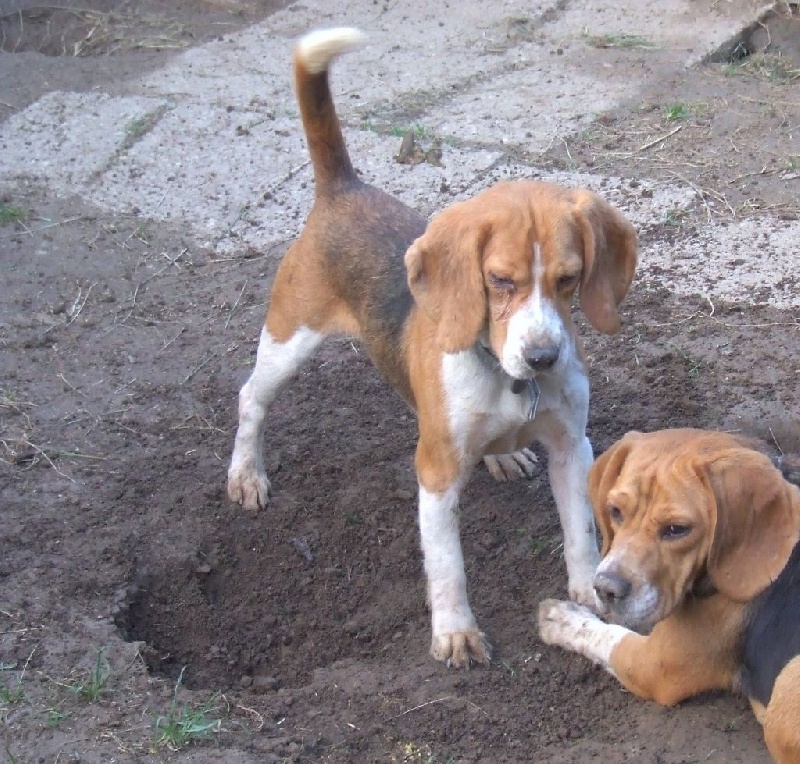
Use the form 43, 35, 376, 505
404, 181, 637, 380
589, 429, 800, 633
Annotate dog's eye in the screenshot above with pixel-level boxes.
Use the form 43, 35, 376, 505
608, 506, 623, 524
660, 524, 692, 541
556, 273, 579, 291
488, 273, 516, 293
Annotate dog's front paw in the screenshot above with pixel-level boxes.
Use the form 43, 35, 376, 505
538, 598, 601, 649
227, 465, 271, 510
430, 629, 491, 668
483, 448, 539, 482
568, 580, 601, 612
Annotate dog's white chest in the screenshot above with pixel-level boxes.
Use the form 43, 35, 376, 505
440, 348, 587, 459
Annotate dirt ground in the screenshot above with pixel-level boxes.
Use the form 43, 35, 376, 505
1, 2, 800, 763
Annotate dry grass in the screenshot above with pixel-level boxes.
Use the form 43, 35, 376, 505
0, 7, 191, 56
724, 51, 800, 83
545, 82, 800, 222
581, 30, 657, 50
72, 10, 191, 56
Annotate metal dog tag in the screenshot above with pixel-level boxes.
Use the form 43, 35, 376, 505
525, 378, 540, 421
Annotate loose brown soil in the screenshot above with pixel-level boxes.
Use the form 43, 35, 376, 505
1, 2, 799, 762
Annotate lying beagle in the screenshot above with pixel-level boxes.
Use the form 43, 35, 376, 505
540, 429, 800, 762
227, 27, 637, 667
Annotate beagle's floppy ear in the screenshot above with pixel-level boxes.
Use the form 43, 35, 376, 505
573, 191, 637, 335
405, 205, 489, 353
588, 432, 642, 556
704, 449, 800, 602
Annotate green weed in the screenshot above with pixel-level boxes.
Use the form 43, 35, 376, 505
665, 103, 689, 121
46, 707, 72, 728
0, 680, 25, 705
68, 648, 110, 702
389, 123, 428, 139
671, 344, 705, 379
154, 667, 222, 751
530, 535, 564, 558
0, 204, 27, 226
664, 207, 689, 227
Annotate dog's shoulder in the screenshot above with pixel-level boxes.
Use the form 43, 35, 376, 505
739, 539, 800, 705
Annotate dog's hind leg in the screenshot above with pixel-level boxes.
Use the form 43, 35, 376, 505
763, 656, 800, 764
228, 323, 324, 510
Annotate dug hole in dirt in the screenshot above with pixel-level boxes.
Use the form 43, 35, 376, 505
1, 2, 800, 763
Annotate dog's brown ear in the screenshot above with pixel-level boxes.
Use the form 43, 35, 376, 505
405, 206, 489, 353
588, 432, 641, 555
704, 449, 800, 602
573, 191, 637, 335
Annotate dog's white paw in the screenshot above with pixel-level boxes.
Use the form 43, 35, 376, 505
430, 629, 491, 668
568, 580, 601, 611
483, 448, 539, 482
538, 598, 600, 649
227, 465, 271, 510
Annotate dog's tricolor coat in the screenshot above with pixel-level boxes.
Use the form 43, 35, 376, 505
539, 429, 800, 762
228, 28, 637, 667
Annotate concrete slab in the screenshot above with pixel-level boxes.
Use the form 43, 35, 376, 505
0, 91, 168, 185
138, 0, 561, 111
641, 217, 800, 309
536, 0, 767, 66
1, 0, 789, 308
422, 52, 632, 151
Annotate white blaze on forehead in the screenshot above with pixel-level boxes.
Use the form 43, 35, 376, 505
532, 241, 545, 294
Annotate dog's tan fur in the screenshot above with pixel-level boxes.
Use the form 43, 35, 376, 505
540, 429, 800, 762
228, 28, 637, 667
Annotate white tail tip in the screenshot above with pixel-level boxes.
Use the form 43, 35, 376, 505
295, 27, 366, 75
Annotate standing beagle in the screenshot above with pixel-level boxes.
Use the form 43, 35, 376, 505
540, 429, 800, 762
227, 28, 637, 667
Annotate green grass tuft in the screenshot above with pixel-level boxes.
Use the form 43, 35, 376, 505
154, 667, 222, 751
665, 103, 690, 121
68, 648, 110, 702
0, 204, 27, 226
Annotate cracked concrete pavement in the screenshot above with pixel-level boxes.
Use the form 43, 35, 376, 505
1, 0, 797, 308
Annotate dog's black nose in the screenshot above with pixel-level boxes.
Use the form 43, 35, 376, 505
524, 345, 559, 371
594, 572, 632, 607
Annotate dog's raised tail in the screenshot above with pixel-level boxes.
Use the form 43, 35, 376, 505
294, 28, 365, 189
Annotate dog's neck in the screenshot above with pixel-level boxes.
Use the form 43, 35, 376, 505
476, 342, 540, 421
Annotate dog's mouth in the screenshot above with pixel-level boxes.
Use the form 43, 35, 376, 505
595, 580, 666, 635
602, 607, 659, 636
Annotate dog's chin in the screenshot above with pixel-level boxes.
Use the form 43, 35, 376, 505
601, 604, 665, 636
